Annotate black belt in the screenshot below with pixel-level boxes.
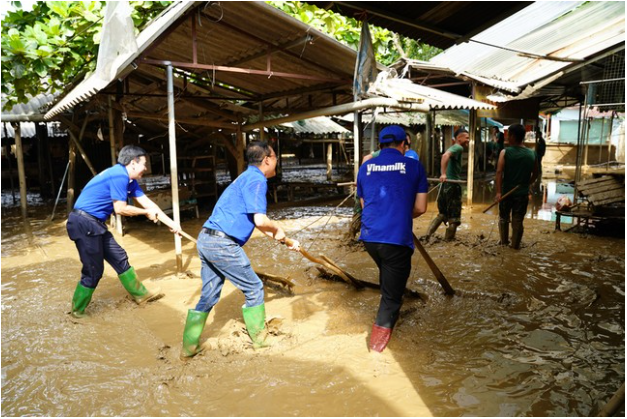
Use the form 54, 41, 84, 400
202, 227, 236, 242
72, 209, 106, 224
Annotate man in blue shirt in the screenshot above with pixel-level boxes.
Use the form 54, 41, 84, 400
425, 128, 469, 241
67, 145, 176, 318
181, 141, 300, 358
357, 125, 428, 352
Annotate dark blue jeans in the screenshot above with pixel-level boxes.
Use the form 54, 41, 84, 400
66, 211, 130, 289
195, 232, 264, 313
364, 241, 414, 329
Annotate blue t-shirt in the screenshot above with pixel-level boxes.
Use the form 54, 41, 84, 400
357, 148, 428, 249
74, 164, 144, 221
205, 165, 267, 246
405, 149, 419, 160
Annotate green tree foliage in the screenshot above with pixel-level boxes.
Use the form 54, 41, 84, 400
268, 1, 441, 66
1, 1, 171, 109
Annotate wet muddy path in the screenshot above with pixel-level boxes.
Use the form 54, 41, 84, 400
1, 201, 624, 416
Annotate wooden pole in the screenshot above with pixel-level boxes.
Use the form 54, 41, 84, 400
108, 96, 123, 235
326, 142, 333, 181
482, 185, 520, 214
66, 137, 77, 213
353, 111, 361, 181
13, 123, 28, 219
50, 161, 70, 221
596, 382, 624, 417
425, 111, 433, 175
5, 145, 16, 204
36, 123, 48, 199
412, 233, 455, 295
284, 238, 363, 289
3, 123, 16, 204
467, 107, 477, 208
258, 103, 265, 142
68, 131, 97, 176
236, 115, 246, 175
166, 63, 183, 273
59, 116, 97, 176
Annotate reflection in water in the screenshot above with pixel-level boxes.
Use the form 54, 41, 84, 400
1, 202, 624, 416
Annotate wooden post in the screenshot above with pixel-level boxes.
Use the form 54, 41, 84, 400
326, 142, 333, 181
36, 123, 48, 199
46, 130, 56, 199
482, 119, 487, 174
353, 111, 361, 181
166, 64, 183, 274
466, 108, 478, 208
3, 123, 16, 205
258, 103, 265, 142
68, 130, 97, 176
108, 96, 123, 234
369, 110, 376, 153
425, 112, 433, 175
67, 137, 77, 213
236, 117, 246, 175
13, 123, 28, 219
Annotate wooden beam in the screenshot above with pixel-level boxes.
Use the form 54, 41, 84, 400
13, 124, 28, 219
58, 116, 98, 176
141, 58, 348, 84
125, 111, 237, 130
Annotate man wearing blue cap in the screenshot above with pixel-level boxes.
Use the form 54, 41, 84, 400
357, 125, 429, 352
425, 128, 470, 240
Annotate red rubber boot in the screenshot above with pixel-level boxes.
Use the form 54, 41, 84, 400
369, 324, 392, 352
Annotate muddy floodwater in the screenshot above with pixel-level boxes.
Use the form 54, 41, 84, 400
1, 199, 624, 416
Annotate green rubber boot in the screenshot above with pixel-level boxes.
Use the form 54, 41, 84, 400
498, 220, 510, 246
118, 267, 163, 304
425, 214, 446, 238
242, 303, 268, 348
444, 223, 458, 241
511, 221, 524, 250
181, 309, 210, 359
71, 282, 95, 318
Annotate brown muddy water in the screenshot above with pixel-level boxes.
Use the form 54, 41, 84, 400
1, 198, 624, 416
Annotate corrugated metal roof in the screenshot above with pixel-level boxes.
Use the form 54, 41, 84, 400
2, 93, 59, 121
281, 116, 349, 134
339, 110, 502, 127
306, 1, 532, 50
45, 1, 197, 119
45, 1, 360, 122
431, 1, 626, 90
370, 76, 496, 110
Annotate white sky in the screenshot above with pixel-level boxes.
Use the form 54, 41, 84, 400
0, 0, 38, 19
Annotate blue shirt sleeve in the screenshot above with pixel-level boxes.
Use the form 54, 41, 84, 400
129, 180, 144, 198
243, 180, 267, 214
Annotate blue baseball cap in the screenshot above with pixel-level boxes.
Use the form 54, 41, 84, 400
379, 125, 406, 144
